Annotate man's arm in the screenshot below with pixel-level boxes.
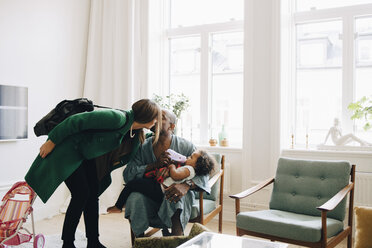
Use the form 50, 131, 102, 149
144, 151, 171, 174
124, 140, 173, 182
123, 143, 153, 182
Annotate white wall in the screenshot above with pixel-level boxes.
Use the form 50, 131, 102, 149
0, 0, 90, 220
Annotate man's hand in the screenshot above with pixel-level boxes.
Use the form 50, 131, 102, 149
39, 140, 56, 158
164, 183, 190, 203
156, 151, 171, 168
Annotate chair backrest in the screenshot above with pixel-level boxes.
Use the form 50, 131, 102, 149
195, 153, 222, 201
269, 157, 351, 221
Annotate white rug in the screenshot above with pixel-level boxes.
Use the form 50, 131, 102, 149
7, 230, 87, 248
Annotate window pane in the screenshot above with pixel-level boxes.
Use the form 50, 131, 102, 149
295, 21, 342, 145
211, 32, 243, 147
356, 16, 372, 66
297, 21, 342, 68
212, 32, 243, 73
211, 74, 243, 147
354, 16, 372, 140
170, 37, 200, 75
170, 0, 243, 28
170, 75, 200, 143
169, 37, 200, 143
296, 0, 372, 12
296, 70, 342, 144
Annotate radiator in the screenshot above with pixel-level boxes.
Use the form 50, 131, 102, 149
355, 172, 372, 207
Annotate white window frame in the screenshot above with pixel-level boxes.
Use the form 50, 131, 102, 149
282, 2, 372, 148
165, 21, 243, 145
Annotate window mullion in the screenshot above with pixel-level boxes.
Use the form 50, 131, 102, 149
342, 14, 355, 133
200, 31, 209, 144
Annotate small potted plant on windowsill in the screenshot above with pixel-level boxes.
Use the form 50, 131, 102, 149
348, 96, 372, 131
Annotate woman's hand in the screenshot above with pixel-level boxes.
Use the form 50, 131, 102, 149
39, 140, 56, 158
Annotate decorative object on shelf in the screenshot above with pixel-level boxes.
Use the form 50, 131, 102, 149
209, 138, 218, 146
290, 133, 294, 149
317, 118, 372, 151
220, 138, 229, 147
348, 95, 372, 131
218, 125, 227, 145
305, 133, 309, 149
153, 93, 190, 120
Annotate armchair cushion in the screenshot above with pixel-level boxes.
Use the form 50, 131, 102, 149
190, 199, 216, 219
236, 209, 344, 242
269, 158, 351, 221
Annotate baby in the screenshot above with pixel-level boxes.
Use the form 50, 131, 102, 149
106, 150, 215, 213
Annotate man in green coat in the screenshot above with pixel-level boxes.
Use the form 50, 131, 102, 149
25, 99, 161, 248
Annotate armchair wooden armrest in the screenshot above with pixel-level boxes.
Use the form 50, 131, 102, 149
229, 177, 274, 200
196, 169, 224, 222
191, 157, 225, 230
229, 177, 274, 215
317, 182, 354, 212
318, 164, 355, 248
208, 170, 224, 188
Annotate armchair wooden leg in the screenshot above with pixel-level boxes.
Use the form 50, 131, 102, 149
347, 234, 352, 248
130, 228, 135, 246
218, 211, 223, 233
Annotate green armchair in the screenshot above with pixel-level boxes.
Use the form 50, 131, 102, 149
230, 157, 355, 248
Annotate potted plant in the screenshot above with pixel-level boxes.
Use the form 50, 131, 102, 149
348, 96, 372, 131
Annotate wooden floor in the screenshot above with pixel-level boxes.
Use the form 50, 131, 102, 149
23, 213, 349, 248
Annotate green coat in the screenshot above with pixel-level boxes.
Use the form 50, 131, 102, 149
25, 109, 140, 203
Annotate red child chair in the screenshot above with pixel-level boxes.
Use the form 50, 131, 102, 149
0, 182, 45, 248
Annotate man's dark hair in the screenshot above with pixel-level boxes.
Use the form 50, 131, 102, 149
194, 150, 216, 176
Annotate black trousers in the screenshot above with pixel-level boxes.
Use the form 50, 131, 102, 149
115, 178, 164, 209
62, 159, 99, 242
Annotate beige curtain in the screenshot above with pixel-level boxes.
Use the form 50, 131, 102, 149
83, 0, 133, 110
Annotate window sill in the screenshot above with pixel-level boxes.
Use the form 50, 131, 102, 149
281, 148, 372, 158
196, 144, 242, 153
